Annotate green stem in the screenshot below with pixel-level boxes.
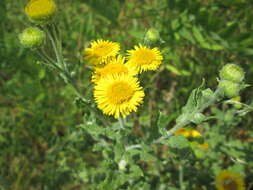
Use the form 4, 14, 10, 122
118, 117, 125, 129
154, 88, 223, 143
43, 25, 110, 127
46, 27, 62, 68
179, 164, 185, 190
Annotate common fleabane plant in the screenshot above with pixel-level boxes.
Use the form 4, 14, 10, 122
19, 0, 252, 189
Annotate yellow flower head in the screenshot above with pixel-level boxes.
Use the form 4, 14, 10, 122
126, 44, 163, 73
215, 170, 245, 190
25, 0, 56, 23
175, 128, 202, 138
190, 129, 202, 137
92, 56, 137, 83
84, 39, 120, 65
94, 74, 145, 118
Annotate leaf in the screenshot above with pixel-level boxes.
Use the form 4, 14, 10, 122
130, 165, 143, 177
192, 26, 205, 43
165, 64, 191, 76
157, 111, 175, 134
140, 152, 157, 162
157, 112, 169, 129
114, 143, 125, 162
181, 81, 205, 114
178, 28, 196, 44
164, 135, 190, 149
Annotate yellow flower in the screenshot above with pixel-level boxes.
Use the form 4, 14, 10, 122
215, 170, 245, 190
190, 129, 202, 137
25, 0, 56, 23
175, 128, 202, 137
92, 56, 137, 83
94, 74, 145, 118
199, 143, 209, 150
175, 128, 191, 137
126, 44, 163, 73
84, 39, 120, 65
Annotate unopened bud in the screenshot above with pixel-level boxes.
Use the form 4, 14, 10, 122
219, 80, 240, 98
145, 28, 160, 44
19, 27, 45, 48
25, 0, 56, 24
219, 64, 245, 83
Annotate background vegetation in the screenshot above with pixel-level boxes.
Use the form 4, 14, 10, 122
1, 0, 253, 189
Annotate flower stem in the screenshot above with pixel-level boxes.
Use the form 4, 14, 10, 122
179, 164, 185, 190
118, 117, 125, 129
154, 88, 223, 143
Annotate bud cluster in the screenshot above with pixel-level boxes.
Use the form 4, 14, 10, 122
19, 0, 57, 49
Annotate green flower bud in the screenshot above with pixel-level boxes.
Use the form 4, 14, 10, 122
219, 80, 240, 98
145, 28, 160, 43
219, 64, 245, 83
19, 27, 45, 48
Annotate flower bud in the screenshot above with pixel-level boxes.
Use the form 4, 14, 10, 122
219, 80, 240, 98
219, 64, 245, 83
25, 0, 56, 24
145, 28, 160, 44
19, 27, 45, 48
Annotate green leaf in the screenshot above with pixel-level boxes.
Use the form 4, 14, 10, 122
181, 81, 205, 114
114, 143, 125, 162
178, 28, 196, 44
130, 165, 143, 177
192, 26, 205, 43
140, 152, 157, 162
164, 135, 190, 149
157, 112, 169, 132
165, 64, 191, 76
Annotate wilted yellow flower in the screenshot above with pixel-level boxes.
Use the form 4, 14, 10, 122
84, 39, 120, 65
126, 44, 163, 73
94, 74, 145, 118
92, 56, 137, 83
215, 170, 245, 190
25, 0, 56, 23
175, 128, 202, 137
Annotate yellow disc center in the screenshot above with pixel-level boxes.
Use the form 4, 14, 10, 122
108, 82, 134, 104
94, 45, 113, 56
135, 49, 155, 65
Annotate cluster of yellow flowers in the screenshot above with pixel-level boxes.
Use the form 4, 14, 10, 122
83, 39, 163, 118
